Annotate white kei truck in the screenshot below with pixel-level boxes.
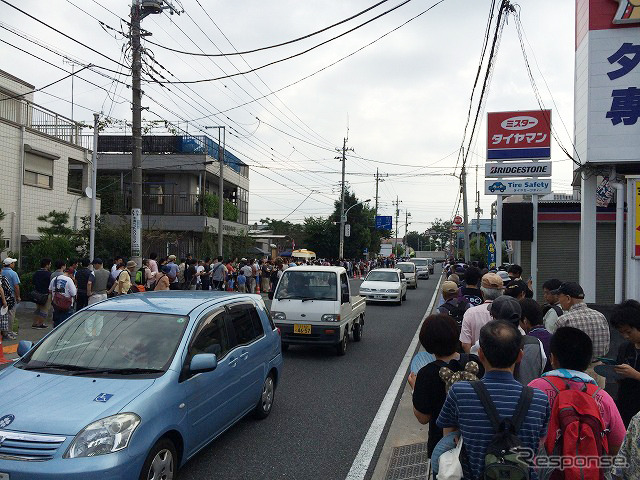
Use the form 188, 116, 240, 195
269, 266, 366, 356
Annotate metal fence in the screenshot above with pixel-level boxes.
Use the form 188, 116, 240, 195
109, 193, 205, 216
0, 94, 83, 147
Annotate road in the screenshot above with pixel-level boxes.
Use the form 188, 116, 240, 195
179, 269, 441, 480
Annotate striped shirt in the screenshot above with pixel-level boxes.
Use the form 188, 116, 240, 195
437, 371, 550, 480
555, 303, 610, 360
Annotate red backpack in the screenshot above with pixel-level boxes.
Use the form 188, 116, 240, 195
542, 377, 608, 480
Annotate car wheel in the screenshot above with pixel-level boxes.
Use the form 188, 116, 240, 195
396, 296, 402, 306
353, 320, 363, 342
336, 329, 348, 356
254, 374, 275, 419
281, 342, 290, 352
140, 438, 177, 480
402, 291, 407, 301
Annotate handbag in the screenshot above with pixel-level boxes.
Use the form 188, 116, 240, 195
30, 290, 49, 306
437, 436, 464, 480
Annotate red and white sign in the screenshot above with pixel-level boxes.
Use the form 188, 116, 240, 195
487, 110, 552, 160
453, 215, 463, 225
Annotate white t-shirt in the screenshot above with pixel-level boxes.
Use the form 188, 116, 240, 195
195, 265, 205, 285
241, 265, 252, 278
49, 275, 77, 299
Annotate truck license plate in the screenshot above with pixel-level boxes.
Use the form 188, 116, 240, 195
294, 324, 311, 334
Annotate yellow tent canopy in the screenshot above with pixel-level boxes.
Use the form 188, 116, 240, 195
291, 249, 316, 259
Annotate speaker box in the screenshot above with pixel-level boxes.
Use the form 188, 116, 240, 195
502, 203, 533, 241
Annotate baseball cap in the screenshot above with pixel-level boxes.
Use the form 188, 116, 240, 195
442, 281, 459, 295
168, 255, 176, 261
552, 282, 585, 299
481, 272, 504, 289
504, 280, 527, 298
126, 260, 137, 269
490, 295, 522, 324
2, 257, 17, 266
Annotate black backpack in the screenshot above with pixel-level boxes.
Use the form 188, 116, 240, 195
440, 298, 469, 329
542, 303, 563, 318
471, 381, 533, 480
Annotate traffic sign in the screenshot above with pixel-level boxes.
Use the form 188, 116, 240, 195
375, 215, 393, 230
453, 215, 463, 225
485, 161, 552, 178
485, 179, 551, 195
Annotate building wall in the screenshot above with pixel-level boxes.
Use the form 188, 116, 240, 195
0, 121, 98, 251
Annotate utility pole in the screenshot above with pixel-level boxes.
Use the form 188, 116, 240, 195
393, 197, 401, 254
460, 148, 470, 263
338, 136, 353, 259
129, 0, 180, 267
89, 113, 99, 262
475, 165, 483, 252
374, 169, 388, 219
63, 57, 78, 121
217, 128, 225, 257
404, 209, 411, 246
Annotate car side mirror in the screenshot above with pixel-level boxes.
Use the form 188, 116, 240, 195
17, 340, 33, 357
190, 354, 218, 374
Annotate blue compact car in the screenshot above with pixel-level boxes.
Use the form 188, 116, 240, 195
0, 291, 283, 480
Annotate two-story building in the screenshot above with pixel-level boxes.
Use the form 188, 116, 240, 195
95, 134, 249, 258
0, 69, 98, 261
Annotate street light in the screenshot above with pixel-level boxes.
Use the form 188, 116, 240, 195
339, 199, 371, 259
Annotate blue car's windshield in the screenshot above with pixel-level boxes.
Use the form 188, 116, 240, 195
17, 310, 189, 373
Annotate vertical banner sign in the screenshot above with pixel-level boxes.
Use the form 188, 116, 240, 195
635, 180, 640, 258
487, 234, 497, 270
345, 224, 351, 238
131, 208, 142, 258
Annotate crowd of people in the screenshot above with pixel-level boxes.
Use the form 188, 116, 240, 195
410, 260, 640, 479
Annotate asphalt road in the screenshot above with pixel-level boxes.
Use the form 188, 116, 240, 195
179, 269, 441, 480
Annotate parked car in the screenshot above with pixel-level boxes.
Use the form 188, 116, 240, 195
396, 262, 417, 289
409, 258, 430, 279
359, 268, 408, 306
0, 291, 282, 480
270, 266, 365, 356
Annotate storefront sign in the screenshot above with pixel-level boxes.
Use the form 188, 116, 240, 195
484, 179, 552, 195
487, 110, 551, 160
485, 161, 552, 178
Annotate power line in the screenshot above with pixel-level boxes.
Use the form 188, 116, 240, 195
0, 64, 91, 101
145, 0, 391, 57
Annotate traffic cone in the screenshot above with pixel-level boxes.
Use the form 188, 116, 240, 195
0, 336, 11, 364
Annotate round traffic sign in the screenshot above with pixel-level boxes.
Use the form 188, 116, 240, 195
453, 215, 463, 225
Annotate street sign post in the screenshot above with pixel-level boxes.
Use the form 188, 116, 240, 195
345, 224, 351, 237
487, 110, 552, 160
485, 161, 552, 178
485, 179, 552, 196
375, 215, 393, 230
131, 208, 142, 259
453, 215, 463, 225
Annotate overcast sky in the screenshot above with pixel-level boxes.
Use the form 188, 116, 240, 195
1, 0, 576, 232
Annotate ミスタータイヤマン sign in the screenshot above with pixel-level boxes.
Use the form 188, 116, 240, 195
484, 179, 552, 196
485, 161, 551, 178
487, 110, 552, 160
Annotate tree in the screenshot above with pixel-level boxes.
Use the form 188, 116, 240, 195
36, 211, 74, 236
258, 218, 305, 249
303, 217, 337, 258
426, 218, 454, 251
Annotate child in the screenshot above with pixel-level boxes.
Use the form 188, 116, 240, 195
237, 271, 247, 293
611, 300, 640, 427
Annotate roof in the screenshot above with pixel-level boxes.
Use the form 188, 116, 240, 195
370, 268, 401, 272
286, 265, 346, 273
86, 291, 259, 316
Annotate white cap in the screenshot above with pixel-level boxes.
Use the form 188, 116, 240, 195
2, 258, 17, 266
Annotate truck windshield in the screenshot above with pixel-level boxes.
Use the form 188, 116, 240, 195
411, 259, 428, 266
275, 271, 338, 301
17, 310, 189, 374
366, 271, 399, 282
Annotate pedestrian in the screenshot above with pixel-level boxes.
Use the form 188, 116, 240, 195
110, 256, 123, 280
108, 261, 135, 296
541, 278, 563, 333
504, 279, 528, 300
74, 258, 92, 310
237, 270, 247, 293
460, 266, 483, 306
201, 258, 211, 291
49, 268, 77, 327
240, 259, 253, 292
152, 265, 171, 291
507, 264, 534, 297
610, 411, 640, 479
183, 259, 197, 290
436, 320, 550, 480
408, 314, 483, 464
136, 259, 150, 289
210, 256, 227, 291
519, 298, 551, 371
437, 281, 469, 331
166, 255, 180, 290
528, 326, 624, 480
147, 252, 159, 281
554, 282, 610, 388
0, 270, 16, 339
31, 258, 52, 329
195, 260, 205, 290
1, 257, 21, 336
87, 258, 110, 305
261, 260, 271, 293
459, 272, 503, 353
50, 259, 65, 282
610, 299, 640, 427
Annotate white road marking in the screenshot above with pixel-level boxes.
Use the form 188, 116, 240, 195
345, 274, 443, 480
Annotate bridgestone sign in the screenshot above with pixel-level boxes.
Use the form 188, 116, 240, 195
485, 161, 551, 178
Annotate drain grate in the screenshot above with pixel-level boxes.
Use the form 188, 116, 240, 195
385, 442, 430, 480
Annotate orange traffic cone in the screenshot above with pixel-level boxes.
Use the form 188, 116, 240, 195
0, 335, 11, 364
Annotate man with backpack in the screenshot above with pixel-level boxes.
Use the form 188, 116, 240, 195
529, 326, 624, 478
437, 320, 550, 480
49, 268, 77, 327
542, 279, 563, 333
438, 281, 469, 330
210, 256, 227, 291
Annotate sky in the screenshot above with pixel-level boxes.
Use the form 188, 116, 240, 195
0, 0, 577, 233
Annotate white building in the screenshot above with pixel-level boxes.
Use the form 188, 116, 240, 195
0, 69, 98, 260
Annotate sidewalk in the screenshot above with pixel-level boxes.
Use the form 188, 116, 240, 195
2, 301, 57, 361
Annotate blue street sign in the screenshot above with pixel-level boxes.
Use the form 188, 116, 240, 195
363, 248, 368, 254
375, 215, 393, 230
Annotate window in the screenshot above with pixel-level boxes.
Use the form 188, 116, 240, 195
188, 310, 230, 360
227, 303, 262, 346
24, 152, 53, 189
340, 273, 350, 303
67, 158, 85, 194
